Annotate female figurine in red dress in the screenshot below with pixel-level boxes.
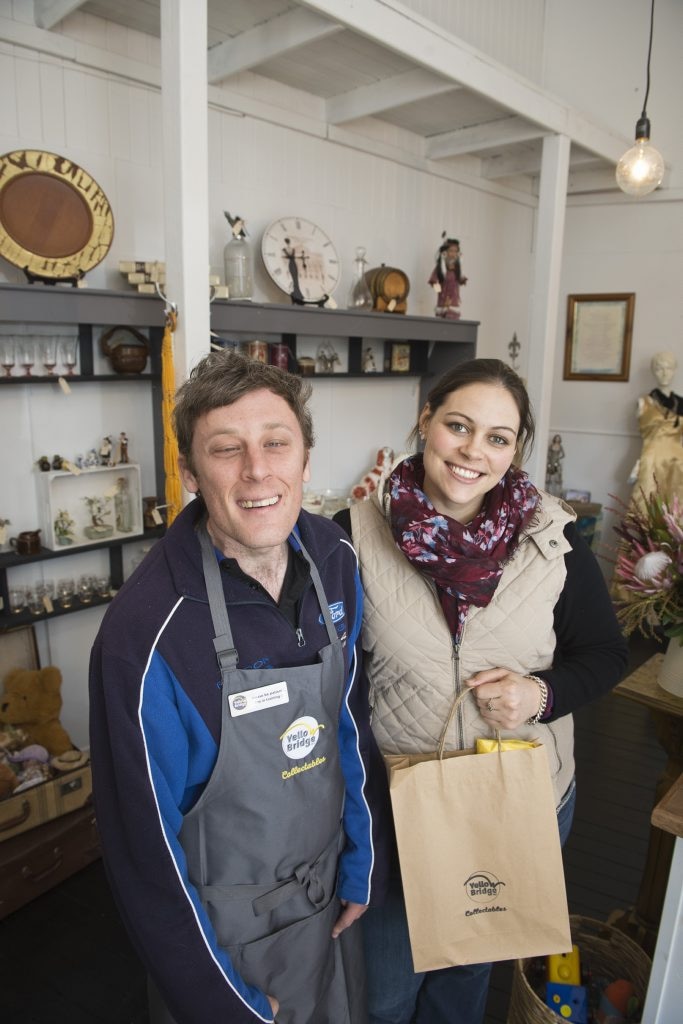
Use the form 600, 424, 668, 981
428, 233, 468, 319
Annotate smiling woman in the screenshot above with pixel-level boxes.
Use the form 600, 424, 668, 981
333, 357, 629, 1024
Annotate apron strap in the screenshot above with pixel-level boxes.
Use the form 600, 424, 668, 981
198, 522, 239, 679
199, 520, 340, 681
295, 533, 339, 647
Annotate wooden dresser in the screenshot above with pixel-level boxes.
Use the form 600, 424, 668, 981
0, 802, 101, 919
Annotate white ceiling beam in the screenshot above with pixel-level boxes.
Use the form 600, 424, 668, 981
566, 167, 622, 194
300, 0, 629, 164
326, 68, 456, 124
482, 149, 599, 180
208, 8, 343, 83
427, 116, 546, 160
33, 0, 85, 30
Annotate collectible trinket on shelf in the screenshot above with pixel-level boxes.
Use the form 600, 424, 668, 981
100, 326, 149, 374
114, 476, 133, 533
9, 530, 42, 555
53, 509, 76, 546
83, 495, 113, 539
363, 347, 378, 373
321, 346, 342, 374
351, 447, 395, 501
364, 265, 409, 313
84, 449, 99, 468
223, 211, 253, 300
546, 434, 565, 495
99, 436, 113, 466
428, 232, 468, 320
117, 432, 129, 464
347, 246, 374, 310
37, 455, 51, 471
508, 332, 521, 371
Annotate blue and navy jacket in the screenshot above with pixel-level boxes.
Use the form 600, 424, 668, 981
89, 498, 383, 1024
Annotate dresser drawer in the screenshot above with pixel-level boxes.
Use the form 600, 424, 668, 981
0, 803, 101, 919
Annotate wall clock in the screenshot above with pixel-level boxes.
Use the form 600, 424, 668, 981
261, 217, 340, 306
0, 149, 114, 284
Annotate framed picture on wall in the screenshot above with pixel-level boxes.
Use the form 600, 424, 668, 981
0, 624, 39, 673
563, 293, 635, 381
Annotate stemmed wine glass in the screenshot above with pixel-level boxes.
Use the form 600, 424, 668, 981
0, 338, 15, 377
60, 337, 79, 376
41, 337, 58, 376
19, 338, 35, 377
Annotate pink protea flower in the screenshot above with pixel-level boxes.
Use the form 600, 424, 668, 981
633, 550, 673, 584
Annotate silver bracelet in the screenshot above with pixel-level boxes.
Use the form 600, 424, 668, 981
526, 675, 549, 725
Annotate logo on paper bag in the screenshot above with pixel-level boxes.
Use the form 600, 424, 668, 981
463, 872, 507, 916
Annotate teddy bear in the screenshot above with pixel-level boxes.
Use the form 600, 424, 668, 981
0, 666, 74, 756
350, 446, 395, 501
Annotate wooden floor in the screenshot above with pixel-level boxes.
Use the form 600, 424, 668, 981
0, 640, 667, 1024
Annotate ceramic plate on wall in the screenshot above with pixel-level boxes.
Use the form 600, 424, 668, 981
0, 149, 114, 281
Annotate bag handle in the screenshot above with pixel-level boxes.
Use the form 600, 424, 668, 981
436, 688, 500, 760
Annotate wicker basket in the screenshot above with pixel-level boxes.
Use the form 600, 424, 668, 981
507, 915, 651, 1024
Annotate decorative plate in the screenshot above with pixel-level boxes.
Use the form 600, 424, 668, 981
0, 150, 114, 281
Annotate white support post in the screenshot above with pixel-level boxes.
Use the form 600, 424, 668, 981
525, 134, 571, 488
160, 0, 210, 388
642, 836, 683, 1022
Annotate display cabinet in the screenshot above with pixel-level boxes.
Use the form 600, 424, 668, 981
209, 299, 478, 409
0, 285, 478, 630
0, 284, 167, 632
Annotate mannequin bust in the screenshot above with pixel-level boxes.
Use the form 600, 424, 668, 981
629, 350, 683, 506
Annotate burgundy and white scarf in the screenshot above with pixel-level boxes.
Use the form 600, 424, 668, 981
389, 454, 540, 639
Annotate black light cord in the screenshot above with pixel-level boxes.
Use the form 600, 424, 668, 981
641, 0, 655, 118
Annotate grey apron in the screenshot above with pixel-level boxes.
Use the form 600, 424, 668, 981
152, 524, 366, 1024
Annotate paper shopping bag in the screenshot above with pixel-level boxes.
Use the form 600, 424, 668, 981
385, 740, 572, 971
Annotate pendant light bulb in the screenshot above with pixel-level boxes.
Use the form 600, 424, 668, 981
616, 117, 664, 197
616, 0, 664, 197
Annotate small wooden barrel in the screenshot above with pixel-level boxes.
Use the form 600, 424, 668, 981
364, 265, 410, 314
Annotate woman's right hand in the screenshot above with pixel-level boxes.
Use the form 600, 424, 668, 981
268, 994, 280, 1018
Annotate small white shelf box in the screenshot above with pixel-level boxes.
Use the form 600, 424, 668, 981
36, 464, 143, 551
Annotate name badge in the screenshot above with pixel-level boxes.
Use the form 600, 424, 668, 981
228, 681, 289, 718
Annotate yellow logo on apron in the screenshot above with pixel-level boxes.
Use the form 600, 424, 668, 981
280, 716, 325, 759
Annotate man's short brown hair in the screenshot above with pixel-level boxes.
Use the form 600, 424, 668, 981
173, 350, 315, 473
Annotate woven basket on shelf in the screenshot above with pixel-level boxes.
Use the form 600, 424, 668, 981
507, 914, 651, 1024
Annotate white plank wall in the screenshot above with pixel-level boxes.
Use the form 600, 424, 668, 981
0, 0, 681, 748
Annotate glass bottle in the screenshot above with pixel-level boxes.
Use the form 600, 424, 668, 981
115, 477, 133, 533
347, 246, 373, 310
223, 220, 253, 301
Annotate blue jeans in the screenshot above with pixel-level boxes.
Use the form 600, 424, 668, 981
363, 779, 577, 1024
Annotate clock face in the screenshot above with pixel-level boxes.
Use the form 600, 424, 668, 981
261, 217, 340, 302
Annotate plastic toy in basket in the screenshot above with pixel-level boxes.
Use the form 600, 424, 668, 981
545, 982, 588, 1023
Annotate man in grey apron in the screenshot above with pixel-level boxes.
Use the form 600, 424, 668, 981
90, 352, 383, 1023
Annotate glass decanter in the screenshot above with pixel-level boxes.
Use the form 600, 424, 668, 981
347, 246, 373, 310
223, 212, 253, 300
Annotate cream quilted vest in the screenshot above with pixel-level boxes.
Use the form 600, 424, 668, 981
350, 483, 577, 807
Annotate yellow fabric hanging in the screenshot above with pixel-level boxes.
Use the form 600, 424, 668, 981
161, 308, 182, 527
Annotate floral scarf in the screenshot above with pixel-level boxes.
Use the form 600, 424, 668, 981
389, 454, 540, 639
